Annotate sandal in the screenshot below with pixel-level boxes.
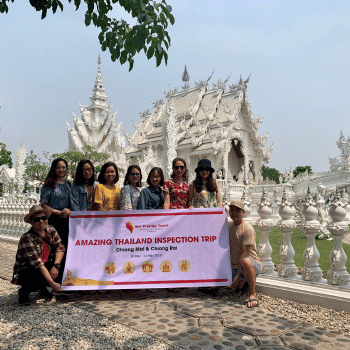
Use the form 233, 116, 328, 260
247, 298, 259, 308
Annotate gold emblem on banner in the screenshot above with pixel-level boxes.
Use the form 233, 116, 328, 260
160, 260, 172, 273
142, 260, 154, 273
104, 262, 116, 275
178, 259, 191, 272
122, 261, 135, 274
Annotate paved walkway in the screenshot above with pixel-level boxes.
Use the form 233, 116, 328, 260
1, 246, 350, 349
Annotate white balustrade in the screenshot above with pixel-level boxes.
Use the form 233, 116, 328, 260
327, 188, 350, 286
277, 189, 298, 278
301, 188, 323, 282
256, 189, 277, 275
241, 188, 253, 225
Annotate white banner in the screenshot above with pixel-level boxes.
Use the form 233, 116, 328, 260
61, 208, 231, 290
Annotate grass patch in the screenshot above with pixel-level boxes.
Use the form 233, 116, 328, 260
255, 226, 350, 273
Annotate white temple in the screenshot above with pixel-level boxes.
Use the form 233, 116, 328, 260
66, 55, 127, 172
125, 67, 273, 184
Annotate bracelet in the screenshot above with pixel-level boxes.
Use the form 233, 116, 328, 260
53, 264, 61, 270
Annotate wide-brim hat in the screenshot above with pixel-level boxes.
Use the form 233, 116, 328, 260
195, 159, 215, 173
24, 205, 51, 223
228, 200, 245, 210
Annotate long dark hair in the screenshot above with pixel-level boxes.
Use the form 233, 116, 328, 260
193, 171, 217, 193
147, 167, 165, 187
170, 157, 188, 181
98, 162, 119, 184
74, 159, 95, 186
123, 165, 142, 187
44, 158, 68, 189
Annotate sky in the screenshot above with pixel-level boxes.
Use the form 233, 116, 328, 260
0, 0, 349, 173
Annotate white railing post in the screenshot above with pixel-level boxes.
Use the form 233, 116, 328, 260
256, 189, 276, 275
241, 187, 253, 225
301, 187, 323, 282
277, 189, 298, 278
327, 188, 350, 287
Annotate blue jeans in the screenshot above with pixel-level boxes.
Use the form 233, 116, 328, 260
232, 257, 261, 281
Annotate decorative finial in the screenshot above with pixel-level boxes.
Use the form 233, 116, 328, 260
182, 64, 190, 82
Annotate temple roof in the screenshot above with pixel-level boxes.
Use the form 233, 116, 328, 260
125, 74, 271, 161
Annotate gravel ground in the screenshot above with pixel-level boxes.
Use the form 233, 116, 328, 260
0, 241, 18, 251
0, 279, 179, 350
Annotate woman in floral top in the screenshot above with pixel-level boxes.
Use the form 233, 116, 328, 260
120, 165, 142, 210
163, 157, 189, 209
188, 159, 222, 208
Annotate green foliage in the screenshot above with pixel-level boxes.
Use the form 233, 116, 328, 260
0, 142, 13, 168
24, 150, 51, 183
0, 0, 174, 71
261, 165, 281, 184
53, 146, 110, 179
293, 165, 312, 178
24, 146, 110, 182
255, 226, 350, 274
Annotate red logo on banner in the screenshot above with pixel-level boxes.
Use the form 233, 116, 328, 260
126, 221, 134, 233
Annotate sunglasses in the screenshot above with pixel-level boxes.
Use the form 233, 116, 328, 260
174, 166, 185, 170
32, 215, 48, 223
130, 173, 140, 177
199, 167, 211, 172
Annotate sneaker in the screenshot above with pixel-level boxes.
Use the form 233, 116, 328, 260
18, 288, 30, 305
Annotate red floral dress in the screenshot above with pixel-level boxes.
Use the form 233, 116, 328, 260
163, 179, 189, 209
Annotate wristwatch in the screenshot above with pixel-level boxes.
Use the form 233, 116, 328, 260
53, 264, 61, 270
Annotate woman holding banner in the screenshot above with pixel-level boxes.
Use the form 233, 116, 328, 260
188, 159, 222, 209
41, 158, 71, 248
71, 160, 96, 212
120, 165, 142, 210
137, 167, 165, 210
163, 158, 189, 210
95, 162, 121, 211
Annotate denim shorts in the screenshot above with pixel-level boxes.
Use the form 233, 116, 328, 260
232, 257, 261, 281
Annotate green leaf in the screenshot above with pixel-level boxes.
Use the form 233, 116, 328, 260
155, 52, 162, 67
146, 45, 154, 60
120, 50, 128, 65
128, 58, 134, 72
85, 13, 91, 26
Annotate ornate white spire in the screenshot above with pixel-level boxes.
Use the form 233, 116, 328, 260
181, 64, 190, 90
89, 54, 108, 107
66, 56, 127, 171
15, 141, 27, 193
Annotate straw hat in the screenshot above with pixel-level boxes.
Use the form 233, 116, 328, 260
24, 205, 51, 223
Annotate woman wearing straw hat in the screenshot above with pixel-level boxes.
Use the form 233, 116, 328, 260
11, 205, 65, 305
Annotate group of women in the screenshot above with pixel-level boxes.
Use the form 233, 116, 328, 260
40, 157, 223, 250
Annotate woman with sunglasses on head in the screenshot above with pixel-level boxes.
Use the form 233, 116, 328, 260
71, 159, 96, 212
188, 159, 222, 209
163, 158, 189, 210
120, 165, 142, 210
137, 167, 165, 210
41, 158, 71, 248
94, 162, 121, 211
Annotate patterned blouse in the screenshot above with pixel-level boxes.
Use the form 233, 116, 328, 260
163, 179, 189, 209
192, 181, 217, 208
120, 184, 141, 210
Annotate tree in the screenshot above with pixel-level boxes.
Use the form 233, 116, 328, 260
0, 0, 175, 71
261, 165, 281, 184
293, 166, 312, 178
0, 142, 13, 168
24, 150, 51, 183
53, 146, 110, 179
